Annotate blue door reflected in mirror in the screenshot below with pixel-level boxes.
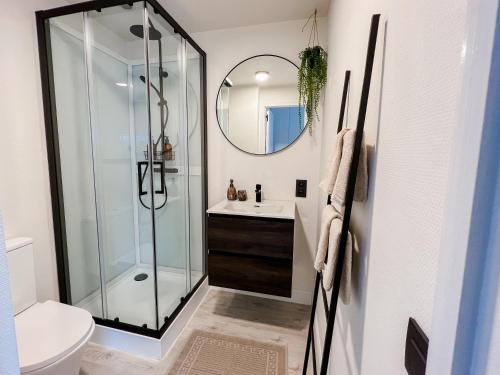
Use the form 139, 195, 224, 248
266, 106, 305, 153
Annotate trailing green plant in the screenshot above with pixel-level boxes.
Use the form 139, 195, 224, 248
298, 45, 328, 133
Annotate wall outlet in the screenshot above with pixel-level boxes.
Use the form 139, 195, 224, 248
296, 179, 307, 198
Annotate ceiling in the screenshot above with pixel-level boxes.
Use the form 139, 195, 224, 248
157, 0, 330, 32
66, 0, 329, 33
228, 56, 297, 87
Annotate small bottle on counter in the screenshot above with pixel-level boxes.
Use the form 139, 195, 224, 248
227, 179, 237, 201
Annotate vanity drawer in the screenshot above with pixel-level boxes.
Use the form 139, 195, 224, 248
208, 252, 292, 297
207, 215, 294, 259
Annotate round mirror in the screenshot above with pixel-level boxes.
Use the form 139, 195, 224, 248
216, 55, 306, 155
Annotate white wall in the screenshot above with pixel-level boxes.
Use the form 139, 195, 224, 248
0, 0, 72, 303
315, 0, 468, 373
257, 85, 298, 153
193, 18, 327, 302
427, 0, 500, 371
227, 86, 259, 152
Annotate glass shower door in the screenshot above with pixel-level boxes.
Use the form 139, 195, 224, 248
83, 4, 157, 328
145, 5, 190, 323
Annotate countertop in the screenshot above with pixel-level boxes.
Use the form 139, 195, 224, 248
207, 199, 295, 220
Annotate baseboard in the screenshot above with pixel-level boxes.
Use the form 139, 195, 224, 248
210, 286, 312, 305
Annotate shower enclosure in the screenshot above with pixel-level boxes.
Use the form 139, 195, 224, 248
36, 0, 207, 337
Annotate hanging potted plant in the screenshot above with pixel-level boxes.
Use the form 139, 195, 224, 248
298, 10, 327, 134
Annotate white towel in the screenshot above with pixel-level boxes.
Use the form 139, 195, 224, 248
314, 205, 342, 271
322, 217, 352, 305
331, 130, 368, 211
319, 128, 350, 194
0, 211, 21, 374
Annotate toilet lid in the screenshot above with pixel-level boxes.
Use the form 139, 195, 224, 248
15, 301, 94, 373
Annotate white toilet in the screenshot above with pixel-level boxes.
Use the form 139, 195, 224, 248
6, 237, 95, 375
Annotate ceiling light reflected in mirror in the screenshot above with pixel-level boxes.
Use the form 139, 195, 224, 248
255, 71, 269, 82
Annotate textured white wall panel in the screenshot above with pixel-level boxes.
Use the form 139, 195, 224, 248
316, 0, 468, 373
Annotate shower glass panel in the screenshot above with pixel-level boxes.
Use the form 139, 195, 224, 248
186, 43, 204, 289
39, 0, 206, 336
83, 5, 156, 328
49, 13, 104, 318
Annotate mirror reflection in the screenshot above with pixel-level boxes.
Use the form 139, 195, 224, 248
216, 55, 306, 155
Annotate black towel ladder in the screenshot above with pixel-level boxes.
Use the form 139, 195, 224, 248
302, 14, 381, 375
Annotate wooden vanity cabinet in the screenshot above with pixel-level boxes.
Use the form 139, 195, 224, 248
207, 214, 294, 297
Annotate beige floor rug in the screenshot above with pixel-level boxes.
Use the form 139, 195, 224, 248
169, 330, 287, 375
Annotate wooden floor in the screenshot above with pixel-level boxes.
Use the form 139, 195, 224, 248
80, 289, 311, 375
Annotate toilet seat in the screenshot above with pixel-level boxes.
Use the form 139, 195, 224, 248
15, 300, 94, 373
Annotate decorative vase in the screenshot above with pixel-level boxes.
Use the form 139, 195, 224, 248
237, 190, 247, 201
227, 179, 237, 201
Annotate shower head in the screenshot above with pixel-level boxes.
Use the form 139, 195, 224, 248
139, 68, 168, 81
139, 75, 166, 101
129, 24, 162, 40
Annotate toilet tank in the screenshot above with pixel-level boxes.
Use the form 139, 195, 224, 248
5, 237, 37, 315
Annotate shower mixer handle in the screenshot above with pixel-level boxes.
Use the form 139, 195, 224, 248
154, 161, 165, 194
137, 161, 148, 196
137, 161, 165, 196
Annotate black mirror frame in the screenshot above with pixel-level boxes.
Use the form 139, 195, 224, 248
215, 54, 307, 156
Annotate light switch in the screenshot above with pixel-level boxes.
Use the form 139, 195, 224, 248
296, 179, 307, 198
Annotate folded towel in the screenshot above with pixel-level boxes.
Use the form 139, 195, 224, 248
331, 130, 368, 211
322, 217, 352, 305
319, 128, 350, 194
314, 205, 342, 271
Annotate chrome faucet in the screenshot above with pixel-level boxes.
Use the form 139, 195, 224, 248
255, 184, 262, 203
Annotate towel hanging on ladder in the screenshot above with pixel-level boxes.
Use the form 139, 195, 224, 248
331, 129, 368, 211
319, 128, 350, 194
314, 205, 341, 271
322, 216, 353, 305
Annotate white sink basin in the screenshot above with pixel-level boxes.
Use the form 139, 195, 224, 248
207, 199, 295, 220
223, 201, 284, 215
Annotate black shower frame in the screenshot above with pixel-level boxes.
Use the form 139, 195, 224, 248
35, 0, 208, 339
